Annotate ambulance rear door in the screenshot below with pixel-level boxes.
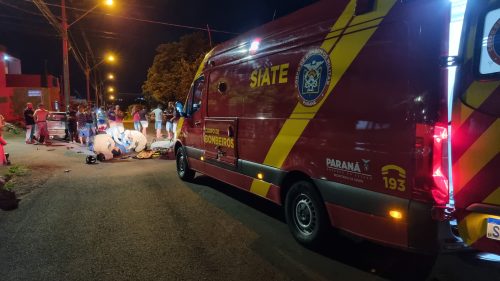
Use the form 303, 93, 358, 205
452, 0, 500, 254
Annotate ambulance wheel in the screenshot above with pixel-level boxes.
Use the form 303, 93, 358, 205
285, 180, 329, 248
176, 148, 195, 181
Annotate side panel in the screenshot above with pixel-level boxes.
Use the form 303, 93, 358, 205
203, 118, 238, 167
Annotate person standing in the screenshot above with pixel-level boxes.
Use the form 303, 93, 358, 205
23, 102, 35, 144
165, 102, 175, 141
151, 104, 163, 139
33, 103, 49, 144
139, 106, 149, 136
132, 106, 141, 131
67, 106, 78, 143
96, 106, 107, 133
85, 106, 95, 147
107, 105, 116, 128
0, 114, 8, 165
114, 105, 124, 130
76, 106, 89, 146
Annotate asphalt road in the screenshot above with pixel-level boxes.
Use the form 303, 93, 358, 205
0, 135, 499, 281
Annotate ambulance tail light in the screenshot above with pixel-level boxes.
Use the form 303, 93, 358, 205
414, 123, 450, 210
431, 124, 449, 206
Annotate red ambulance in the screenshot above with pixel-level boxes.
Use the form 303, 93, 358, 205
174, 0, 500, 254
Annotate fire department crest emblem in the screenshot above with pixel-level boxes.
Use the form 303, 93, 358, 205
487, 19, 500, 65
295, 48, 331, 106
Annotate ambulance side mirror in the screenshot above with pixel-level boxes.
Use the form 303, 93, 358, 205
175, 101, 186, 117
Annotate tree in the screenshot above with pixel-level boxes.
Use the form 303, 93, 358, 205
142, 33, 210, 105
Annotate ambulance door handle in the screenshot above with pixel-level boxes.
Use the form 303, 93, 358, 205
194, 120, 201, 126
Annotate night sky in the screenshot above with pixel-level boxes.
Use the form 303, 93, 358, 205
0, 0, 317, 99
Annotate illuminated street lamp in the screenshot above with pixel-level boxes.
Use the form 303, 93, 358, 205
85, 52, 116, 105
107, 73, 115, 80
109, 95, 115, 100
61, 0, 115, 108
108, 87, 115, 93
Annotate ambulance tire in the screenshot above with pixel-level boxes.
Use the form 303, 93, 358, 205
176, 148, 195, 181
285, 180, 329, 248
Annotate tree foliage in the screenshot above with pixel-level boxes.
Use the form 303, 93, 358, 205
142, 33, 210, 105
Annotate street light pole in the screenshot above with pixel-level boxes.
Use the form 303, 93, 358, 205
61, 0, 70, 110
85, 53, 91, 105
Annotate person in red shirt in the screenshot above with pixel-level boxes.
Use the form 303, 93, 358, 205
132, 105, 141, 131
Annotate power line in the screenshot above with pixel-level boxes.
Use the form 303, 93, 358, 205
0, 0, 43, 17
32, 0, 63, 34
35, 1, 239, 35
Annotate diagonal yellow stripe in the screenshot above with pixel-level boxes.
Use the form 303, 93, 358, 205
249, 0, 397, 197
459, 103, 474, 125
484, 187, 500, 205
345, 19, 383, 34
176, 117, 185, 139
459, 81, 500, 126
454, 120, 500, 195
321, 0, 356, 53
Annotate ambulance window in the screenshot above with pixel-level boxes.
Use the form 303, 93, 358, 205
479, 8, 500, 75
188, 76, 204, 115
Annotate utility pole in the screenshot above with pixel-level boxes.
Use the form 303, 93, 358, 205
85, 53, 90, 105
61, 0, 70, 110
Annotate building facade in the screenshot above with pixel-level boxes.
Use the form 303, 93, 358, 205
0, 51, 61, 122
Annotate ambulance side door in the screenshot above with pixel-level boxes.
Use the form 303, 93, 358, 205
183, 76, 206, 163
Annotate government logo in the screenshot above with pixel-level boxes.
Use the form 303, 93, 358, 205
295, 49, 331, 106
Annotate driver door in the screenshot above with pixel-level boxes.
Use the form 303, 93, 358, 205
183, 76, 206, 165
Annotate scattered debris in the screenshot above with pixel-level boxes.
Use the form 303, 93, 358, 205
64, 169, 71, 173
86, 155, 97, 165
135, 150, 155, 159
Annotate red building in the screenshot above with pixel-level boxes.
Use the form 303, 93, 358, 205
0, 50, 61, 122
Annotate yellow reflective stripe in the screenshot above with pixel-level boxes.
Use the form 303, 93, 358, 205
326, 0, 357, 34
249, 0, 397, 197
194, 50, 213, 80
484, 187, 500, 205
262, 119, 309, 168
458, 213, 500, 245
345, 18, 383, 34
459, 81, 500, 126
321, 0, 356, 53
459, 103, 474, 125
321, 37, 341, 56
176, 117, 185, 138
454, 120, 500, 194
327, 30, 343, 38
250, 180, 273, 197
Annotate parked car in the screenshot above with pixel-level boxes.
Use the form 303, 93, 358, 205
47, 112, 67, 139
